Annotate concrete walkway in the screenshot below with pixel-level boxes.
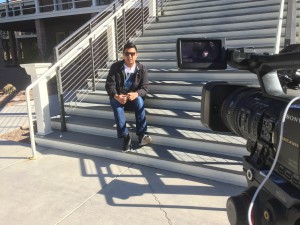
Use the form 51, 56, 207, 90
0, 140, 245, 225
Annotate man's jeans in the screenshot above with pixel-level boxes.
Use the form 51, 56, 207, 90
110, 96, 147, 138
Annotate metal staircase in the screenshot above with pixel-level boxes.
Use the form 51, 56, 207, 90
33, 0, 300, 187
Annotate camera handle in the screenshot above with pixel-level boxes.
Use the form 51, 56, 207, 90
227, 49, 300, 96
260, 71, 284, 96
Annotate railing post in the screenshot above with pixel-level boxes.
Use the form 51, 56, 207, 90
284, 0, 297, 47
53, 0, 57, 11
89, 38, 96, 91
5, 2, 9, 17
149, 0, 156, 19
274, 0, 285, 54
141, 0, 144, 35
21, 63, 53, 135
155, 0, 159, 21
122, 0, 127, 44
114, 3, 119, 60
35, 0, 40, 13
56, 66, 67, 132
107, 20, 117, 62
20, 2, 23, 15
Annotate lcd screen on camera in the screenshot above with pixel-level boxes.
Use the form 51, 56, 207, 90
177, 38, 227, 70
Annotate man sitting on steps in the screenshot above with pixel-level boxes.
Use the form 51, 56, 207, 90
105, 42, 152, 152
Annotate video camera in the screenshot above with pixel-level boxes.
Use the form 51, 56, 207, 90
177, 38, 300, 225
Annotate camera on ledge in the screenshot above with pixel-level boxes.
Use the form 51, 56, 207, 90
176, 38, 300, 225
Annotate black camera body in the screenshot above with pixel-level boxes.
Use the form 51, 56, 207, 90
177, 38, 300, 225
202, 82, 300, 225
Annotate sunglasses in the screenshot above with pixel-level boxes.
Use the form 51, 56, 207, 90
124, 52, 136, 57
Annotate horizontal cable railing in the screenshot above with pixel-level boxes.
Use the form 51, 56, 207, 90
25, 0, 170, 158
54, 1, 121, 60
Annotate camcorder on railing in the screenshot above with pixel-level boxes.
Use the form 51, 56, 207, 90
177, 38, 300, 225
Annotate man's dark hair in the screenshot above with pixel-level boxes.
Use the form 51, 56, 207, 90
123, 42, 137, 53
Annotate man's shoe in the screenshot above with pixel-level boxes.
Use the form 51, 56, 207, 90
139, 134, 152, 146
122, 134, 132, 152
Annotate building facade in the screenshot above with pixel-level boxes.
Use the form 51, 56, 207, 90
0, 0, 113, 65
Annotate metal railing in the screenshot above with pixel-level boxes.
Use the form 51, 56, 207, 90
25, 0, 169, 158
0, 0, 114, 18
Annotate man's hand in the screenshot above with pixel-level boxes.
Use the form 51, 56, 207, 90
127, 92, 138, 101
114, 94, 127, 104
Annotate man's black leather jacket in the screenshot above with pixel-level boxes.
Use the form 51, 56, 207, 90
105, 60, 149, 98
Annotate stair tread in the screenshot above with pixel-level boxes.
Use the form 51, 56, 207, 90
37, 130, 244, 175
65, 101, 200, 120
52, 115, 246, 147
150, 12, 278, 26
94, 69, 256, 75
162, 0, 279, 17
85, 80, 208, 88
78, 90, 201, 101
140, 26, 277, 37
145, 20, 278, 34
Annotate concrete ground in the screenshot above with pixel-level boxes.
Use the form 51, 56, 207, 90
0, 140, 245, 225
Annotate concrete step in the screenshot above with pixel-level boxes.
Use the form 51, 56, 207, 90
151, 12, 280, 30
90, 70, 259, 83
139, 59, 176, 69
164, 0, 278, 10
51, 115, 247, 158
162, 0, 280, 17
164, 0, 258, 11
35, 131, 247, 187
75, 90, 201, 111
135, 37, 281, 52
138, 49, 175, 59
132, 27, 281, 44
143, 19, 279, 36
64, 101, 203, 130
147, 70, 258, 82
159, 4, 282, 23
88, 80, 203, 94
137, 46, 275, 58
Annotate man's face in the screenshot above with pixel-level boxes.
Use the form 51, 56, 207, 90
123, 47, 138, 67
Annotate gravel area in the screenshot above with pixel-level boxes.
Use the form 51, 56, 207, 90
0, 65, 32, 143
0, 125, 30, 143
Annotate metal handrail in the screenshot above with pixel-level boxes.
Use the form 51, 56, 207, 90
25, 0, 169, 158
54, 1, 120, 60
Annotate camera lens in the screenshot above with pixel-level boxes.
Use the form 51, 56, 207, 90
220, 87, 262, 137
